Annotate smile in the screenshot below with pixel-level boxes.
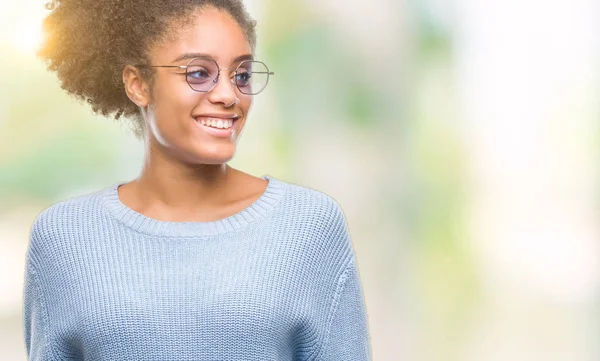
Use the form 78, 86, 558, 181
193, 115, 240, 138
197, 117, 234, 129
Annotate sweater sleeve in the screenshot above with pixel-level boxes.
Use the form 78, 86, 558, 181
318, 257, 373, 361
23, 226, 60, 361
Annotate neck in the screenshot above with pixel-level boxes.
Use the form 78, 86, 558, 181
130, 145, 239, 213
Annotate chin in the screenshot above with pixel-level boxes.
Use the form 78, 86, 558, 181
189, 149, 236, 165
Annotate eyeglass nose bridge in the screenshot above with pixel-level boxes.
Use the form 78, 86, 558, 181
208, 66, 242, 93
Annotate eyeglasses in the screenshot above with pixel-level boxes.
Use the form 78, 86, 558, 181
135, 57, 274, 95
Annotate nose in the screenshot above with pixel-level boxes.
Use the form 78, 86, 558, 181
207, 70, 238, 107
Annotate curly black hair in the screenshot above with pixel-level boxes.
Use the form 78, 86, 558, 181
38, 0, 257, 139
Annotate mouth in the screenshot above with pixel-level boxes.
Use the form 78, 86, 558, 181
193, 114, 241, 138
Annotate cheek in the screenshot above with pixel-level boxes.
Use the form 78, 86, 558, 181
151, 77, 202, 134
240, 96, 253, 115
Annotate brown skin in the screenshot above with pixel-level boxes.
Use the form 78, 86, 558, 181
119, 7, 267, 222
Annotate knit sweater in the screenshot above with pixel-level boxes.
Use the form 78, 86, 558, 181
23, 174, 372, 361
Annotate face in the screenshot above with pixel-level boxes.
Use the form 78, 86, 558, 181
133, 7, 254, 165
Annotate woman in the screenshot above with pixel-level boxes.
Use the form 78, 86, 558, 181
23, 0, 372, 360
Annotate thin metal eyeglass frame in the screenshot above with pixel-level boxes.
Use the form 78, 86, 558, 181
135, 57, 274, 95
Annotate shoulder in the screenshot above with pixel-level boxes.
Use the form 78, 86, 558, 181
31, 188, 104, 233
274, 179, 357, 285
281, 180, 348, 225
275, 179, 352, 251
27, 186, 109, 262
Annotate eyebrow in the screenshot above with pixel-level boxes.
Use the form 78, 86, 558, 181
171, 53, 254, 64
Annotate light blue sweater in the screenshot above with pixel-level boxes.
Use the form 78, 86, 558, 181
23, 175, 372, 361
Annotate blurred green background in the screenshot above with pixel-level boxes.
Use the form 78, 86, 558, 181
1, 0, 599, 360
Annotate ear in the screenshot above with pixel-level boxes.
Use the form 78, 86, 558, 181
122, 65, 151, 108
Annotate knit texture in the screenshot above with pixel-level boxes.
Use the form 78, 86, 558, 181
23, 174, 372, 361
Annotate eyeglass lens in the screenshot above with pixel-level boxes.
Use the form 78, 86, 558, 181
185, 58, 270, 95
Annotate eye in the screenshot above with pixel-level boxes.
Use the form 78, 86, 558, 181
235, 70, 252, 86
186, 67, 213, 84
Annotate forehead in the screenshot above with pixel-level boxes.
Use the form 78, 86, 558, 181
151, 7, 252, 65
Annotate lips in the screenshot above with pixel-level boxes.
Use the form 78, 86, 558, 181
194, 113, 240, 120
192, 114, 241, 138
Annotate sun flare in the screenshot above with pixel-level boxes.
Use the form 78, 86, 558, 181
13, 23, 43, 55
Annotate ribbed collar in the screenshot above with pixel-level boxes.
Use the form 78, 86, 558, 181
101, 174, 286, 237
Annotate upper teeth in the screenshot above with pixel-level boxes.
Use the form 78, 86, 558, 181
198, 118, 234, 129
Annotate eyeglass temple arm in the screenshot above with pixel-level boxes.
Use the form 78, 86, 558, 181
136, 65, 274, 74
134, 65, 187, 69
